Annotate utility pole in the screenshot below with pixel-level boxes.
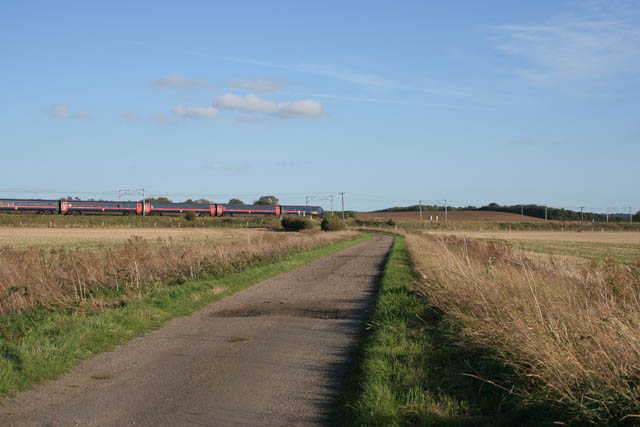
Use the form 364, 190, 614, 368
339, 192, 345, 223
419, 200, 423, 221
606, 209, 609, 223
521, 204, 524, 222
118, 188, 145, 215
580, 207, 584, 223
630, 207, 633, 223
439, 199, 447, 222
330, 195, 334, 216
544, 205, 548, 222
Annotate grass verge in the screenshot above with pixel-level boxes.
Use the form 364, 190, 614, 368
0, 233, 369, 398
334, 234, 568, 426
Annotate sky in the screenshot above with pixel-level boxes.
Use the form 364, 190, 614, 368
1, 0, 639, 212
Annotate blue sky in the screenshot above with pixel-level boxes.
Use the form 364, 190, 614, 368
1, 1, 638, 212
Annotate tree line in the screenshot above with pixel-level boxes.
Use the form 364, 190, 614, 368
377, 203, 638, 222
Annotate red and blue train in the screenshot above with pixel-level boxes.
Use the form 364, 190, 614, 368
0, 199, 324, 217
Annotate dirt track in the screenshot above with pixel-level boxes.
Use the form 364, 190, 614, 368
0, 234, 393, 426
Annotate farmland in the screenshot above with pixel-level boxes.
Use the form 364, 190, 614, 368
357, 210, 541, 222
427, 230, 640, 264
426, 229, 640, 244
0, 227, 263, 249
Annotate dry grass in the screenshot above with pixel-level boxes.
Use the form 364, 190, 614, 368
0, 230, 356, 315
405, 231, 640, 423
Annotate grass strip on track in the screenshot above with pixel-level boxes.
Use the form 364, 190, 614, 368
0, 233, 370, 399
334, 234, 567, 426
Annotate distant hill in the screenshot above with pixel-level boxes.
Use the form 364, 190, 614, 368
374, 203, 632, 222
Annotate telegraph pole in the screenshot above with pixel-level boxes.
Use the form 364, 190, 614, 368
544, 205, 548, 222
606, 209, 609, 223
419, 200, 423, 221
439, 199, 447, 222
630, 207, 633, 223
340, 192, 345, 223
521, 204, 524, 222
580, 206, 584, 223
330, 195, 334, 216
118, 188, 145, 215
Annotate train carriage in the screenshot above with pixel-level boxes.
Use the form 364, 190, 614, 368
219, 204, 280, 216
280, 205, 324, 216
148, 202, 215, 216
63, 200, 140, 215
0, 199, 59, 214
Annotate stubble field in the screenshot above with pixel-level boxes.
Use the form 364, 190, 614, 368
0, 227, 261, 249
427, 230, 640, 244
428, 230, 640, 264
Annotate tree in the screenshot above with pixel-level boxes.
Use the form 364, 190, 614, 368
184, 198, 212, 204
146, 197, 172, 203
228, 198, 244, 205
254, 195, 279, 206
634, 210, 640, 222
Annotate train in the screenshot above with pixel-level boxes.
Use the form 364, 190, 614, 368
0, 199, 324, 217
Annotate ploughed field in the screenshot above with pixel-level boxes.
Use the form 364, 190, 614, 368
0, 227, 263, 249
357, 210, 542, 222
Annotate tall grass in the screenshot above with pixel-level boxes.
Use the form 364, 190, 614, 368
406, 231, 640, 424
0, 230, 356, 315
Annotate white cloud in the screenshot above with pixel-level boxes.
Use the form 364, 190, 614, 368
132, 42, 504, 105
275, 100, 324, 119
149, 75, 210, 89
228, 77, 283, 92
49, 104, 93, 120
212, 93, 325, 119
172, 105, 219, 119
493, 4, 640, 84
214, 93, 278, 114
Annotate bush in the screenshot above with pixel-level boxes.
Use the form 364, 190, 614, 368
386, 219, 396, 226
321, 215, 345, 231
185, 211, 197, 221
281, 216, 313, 231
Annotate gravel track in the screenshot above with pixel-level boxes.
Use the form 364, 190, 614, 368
0, 234, 393, 426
